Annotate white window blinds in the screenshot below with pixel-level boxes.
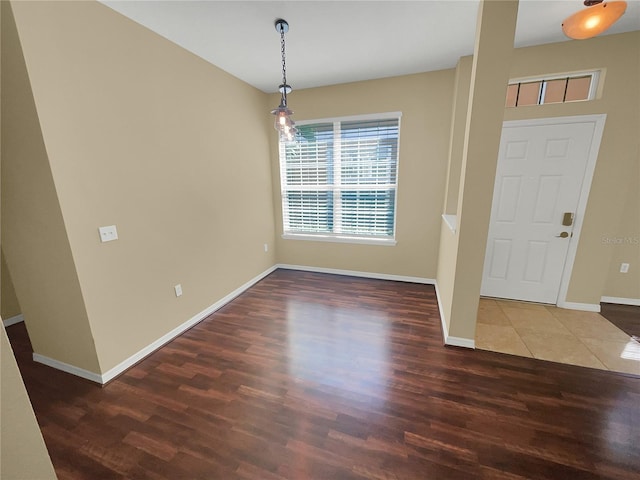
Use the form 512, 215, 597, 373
280, 114, 400, 241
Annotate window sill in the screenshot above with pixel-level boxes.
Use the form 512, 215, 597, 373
282, 233, 397, 246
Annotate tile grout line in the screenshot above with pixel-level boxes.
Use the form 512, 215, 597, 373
497, 301, 536, 359
576, 336, 612, 372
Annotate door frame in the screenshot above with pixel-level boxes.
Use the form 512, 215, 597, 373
496, 114, 607, 310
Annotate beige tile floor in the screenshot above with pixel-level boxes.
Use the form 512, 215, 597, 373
476, 298, 640, 376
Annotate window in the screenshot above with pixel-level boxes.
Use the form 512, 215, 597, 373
279, 113, 401, 245
506, 71, 598, 108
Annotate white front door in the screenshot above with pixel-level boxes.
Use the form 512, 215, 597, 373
481, 119, 598, 304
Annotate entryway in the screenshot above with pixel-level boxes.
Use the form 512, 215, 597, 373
475, 115, 640, 375
481, 115, 605, 305
475, 298, 640, 375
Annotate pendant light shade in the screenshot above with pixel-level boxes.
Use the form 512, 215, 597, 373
271, 19, 297, 142
272, 103, 295, 140
562, 1, 627, 40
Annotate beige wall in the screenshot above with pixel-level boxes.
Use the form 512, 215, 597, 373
1, 2, 57, 476
437, 55, 473, 332
1, 326, 57, 479
271, 71, 454, 279
1, 249, 20, 319
5, 0, 275, 373
435, 222, 459, 333
504, 31, 640, 304
2, 1, 100, 372
443, 56, 473, 215
603, 161, 640, 300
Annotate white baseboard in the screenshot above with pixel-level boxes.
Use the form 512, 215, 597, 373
276, 264, 435, 285
2, 314, 24, 327
557, 301, 601, 312
434, 282, 476, 349
99, 265, 278, 384
33, 353, 102, 383
31, 265, 490, 383
445, 335, 476, 349
601, 296, 640, 307
34, 265, 278, 385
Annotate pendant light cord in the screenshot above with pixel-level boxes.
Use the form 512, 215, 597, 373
280, 24, 288, 107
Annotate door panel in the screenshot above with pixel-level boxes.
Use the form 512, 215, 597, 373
496, 176, 521, 222
523, 240, 548, 282
488, 239, 512, 280
533, 176, 561, 223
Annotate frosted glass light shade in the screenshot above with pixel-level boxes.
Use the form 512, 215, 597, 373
562, 1, 627, 40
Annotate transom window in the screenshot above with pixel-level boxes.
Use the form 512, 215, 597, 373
279, 113, 401, 245
506, 71, 598, 108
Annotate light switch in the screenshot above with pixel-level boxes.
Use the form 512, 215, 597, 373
99, 225, 118, 243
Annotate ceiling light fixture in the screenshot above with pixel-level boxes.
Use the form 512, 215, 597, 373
562, 1, 627, 40
271, 19, 297, 143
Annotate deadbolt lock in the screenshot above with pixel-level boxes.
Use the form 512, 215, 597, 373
562, 212, 574, 227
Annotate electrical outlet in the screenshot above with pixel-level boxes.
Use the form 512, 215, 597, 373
98, 225, 118, 243
174, 284, 183, 297
620, 263, 630, 273
264, 243, 269, 252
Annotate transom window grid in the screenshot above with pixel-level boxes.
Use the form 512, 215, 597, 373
279, 116, 400, 242
506, 72, 598, 108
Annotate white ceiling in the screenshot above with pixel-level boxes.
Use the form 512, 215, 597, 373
101, 1, 640, 93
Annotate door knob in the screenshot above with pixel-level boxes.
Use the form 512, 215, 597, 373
556, 231, 570, 238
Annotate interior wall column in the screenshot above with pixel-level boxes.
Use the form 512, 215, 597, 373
448, 0, 519, 341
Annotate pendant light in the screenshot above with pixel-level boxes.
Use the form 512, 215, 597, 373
562, 1, 627, 40
271, 19, 297, 142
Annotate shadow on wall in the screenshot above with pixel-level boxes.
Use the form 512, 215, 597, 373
1, 248, 22, 322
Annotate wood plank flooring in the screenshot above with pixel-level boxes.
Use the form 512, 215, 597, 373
7, 269, 640, 479
601, 302, 640, 339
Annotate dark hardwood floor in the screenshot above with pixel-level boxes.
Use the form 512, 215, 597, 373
601, 302, 640, 339
8, 269, 640, 479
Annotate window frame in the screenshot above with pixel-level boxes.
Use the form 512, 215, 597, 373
278, 112, 402, 246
